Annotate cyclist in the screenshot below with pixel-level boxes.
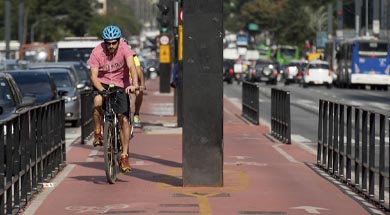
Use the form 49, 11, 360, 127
132, 54, 145, 128
89, 25, 139, 173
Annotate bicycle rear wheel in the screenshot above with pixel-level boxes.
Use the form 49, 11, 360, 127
103, 120, 117, 184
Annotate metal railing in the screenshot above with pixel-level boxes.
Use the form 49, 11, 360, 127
317, 99, 390, 209
80, 90, 94, 144
0, 100, 66, 215
242, 81, 259, 125
271, 88, 291, 144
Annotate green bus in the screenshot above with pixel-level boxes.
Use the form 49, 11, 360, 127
256, 44, 272, 60
275, 45, 299, 65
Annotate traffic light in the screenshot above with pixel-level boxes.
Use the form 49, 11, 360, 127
157, 0, 172, 33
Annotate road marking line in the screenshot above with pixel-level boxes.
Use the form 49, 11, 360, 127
272, 144, 298, 163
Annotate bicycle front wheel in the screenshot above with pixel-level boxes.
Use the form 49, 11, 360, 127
103, 120, 117, 184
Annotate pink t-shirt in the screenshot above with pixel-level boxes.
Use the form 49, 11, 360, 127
88, 40, 135, 88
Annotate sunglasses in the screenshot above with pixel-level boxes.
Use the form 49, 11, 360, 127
105, 40, 118, 46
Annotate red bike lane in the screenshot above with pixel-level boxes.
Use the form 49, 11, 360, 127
21, 77, 383, 215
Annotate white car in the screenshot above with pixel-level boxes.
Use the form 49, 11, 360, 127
302, 60, 333, 88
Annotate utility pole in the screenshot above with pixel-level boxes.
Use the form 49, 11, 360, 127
373, 0, 380, 37
4, 0, 11, 59
182, 0, 224, 187
327, 4, 333, 37
336, 0, 343, 38
18, 0, 25, 46
355, 0, 362, 37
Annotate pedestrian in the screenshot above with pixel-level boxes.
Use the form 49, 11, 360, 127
132, 54, 146, 128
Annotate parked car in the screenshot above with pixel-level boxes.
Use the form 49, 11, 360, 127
6, 70, 65, 105
302, 60, 333, 88
46, 68, 82, 127
28, 61, 91, 89
283, 60, 308, 85
248, 59, 279, 84
0, 59, 22, 71
223, 59, 235, 84
0, 72, 35, 120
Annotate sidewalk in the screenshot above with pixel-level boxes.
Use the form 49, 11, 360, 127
21, 77, 383, 215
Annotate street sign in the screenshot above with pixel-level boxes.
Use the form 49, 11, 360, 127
160, 35, 170, 45
159, 44, 170, 63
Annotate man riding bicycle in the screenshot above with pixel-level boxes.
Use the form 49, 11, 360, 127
88, 25, 139, 173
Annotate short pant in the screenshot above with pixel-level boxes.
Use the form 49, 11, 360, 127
94, 83, 130, 117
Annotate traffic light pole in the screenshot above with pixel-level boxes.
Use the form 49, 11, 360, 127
158, 0, 173, 93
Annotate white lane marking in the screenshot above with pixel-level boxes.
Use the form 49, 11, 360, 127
224, 161, 268, 167
272, 144, 298, 163
65, 204, 129, 214
86, 148, 99, 162
291, 134, 312, 143
290, 206, 328, 214
22, 164, 76, 215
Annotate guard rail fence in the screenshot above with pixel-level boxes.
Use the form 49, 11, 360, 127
317, 99, 390, 210
270, 88, 291, 144
242, 81, 259, 125
0, 100, 66, 215
80, 90, 94, 144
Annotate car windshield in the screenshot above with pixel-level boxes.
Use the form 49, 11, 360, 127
50, 73, 73, 88
0, 78, 15, 107
280, 48, 296, 58
58, 48, 93, 63
73, 63, 89, 81
11, 73, 53, 94
309, 63, 329, 69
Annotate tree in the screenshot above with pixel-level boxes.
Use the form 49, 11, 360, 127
0, 0, 141, 43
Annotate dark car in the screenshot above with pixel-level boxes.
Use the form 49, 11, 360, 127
6, 70, 64, 105
248, 59, 279, 84
223, 59, 235, 84
28, 61, 89, 90
46, 68, 82, 127
0, 72, 36, 120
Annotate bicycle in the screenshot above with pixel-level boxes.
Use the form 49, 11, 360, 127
97, 85, 137, 184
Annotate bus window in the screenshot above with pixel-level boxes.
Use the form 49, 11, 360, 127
358, 42, 388, 57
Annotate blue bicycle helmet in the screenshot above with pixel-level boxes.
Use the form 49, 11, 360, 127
102, 25, 121, 40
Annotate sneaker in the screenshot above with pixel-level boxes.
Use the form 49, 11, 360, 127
119, 154, 132, 173
133, 115, 142, 128
93, 129, 103, 147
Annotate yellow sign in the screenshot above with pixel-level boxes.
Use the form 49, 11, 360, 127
178, 25, 183, 61
159, 45, 170, 63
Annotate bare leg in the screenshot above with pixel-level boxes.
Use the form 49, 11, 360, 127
93, 95, 103, 131
118, 114, 131, 154
134, 91, 143, 115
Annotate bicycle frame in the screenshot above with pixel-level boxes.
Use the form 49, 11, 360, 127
99, 88, 123, 184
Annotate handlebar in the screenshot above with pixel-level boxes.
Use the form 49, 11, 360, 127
95, 86, 140, 97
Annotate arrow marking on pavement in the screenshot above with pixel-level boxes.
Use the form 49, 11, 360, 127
290, 206, 328, 214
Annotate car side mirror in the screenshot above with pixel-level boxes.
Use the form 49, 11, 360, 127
76, 83, 86, 89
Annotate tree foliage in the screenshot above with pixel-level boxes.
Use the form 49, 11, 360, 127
0, 0, 141, 43
224, 0, 335, 49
